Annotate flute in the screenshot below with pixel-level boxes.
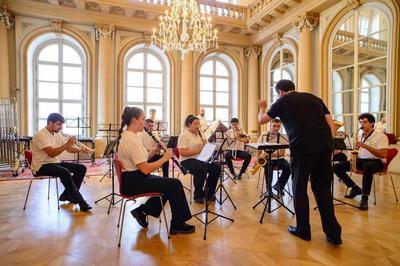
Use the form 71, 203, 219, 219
144, 127, 189, 175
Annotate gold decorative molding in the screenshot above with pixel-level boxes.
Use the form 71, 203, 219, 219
95, 24, 115, 41
0, 5, 14, 29
346, 0, 361, 9
244, 46, 261, 59
273, 32, 283, 44
293, 12, 319, 32
51, 20, 63, 33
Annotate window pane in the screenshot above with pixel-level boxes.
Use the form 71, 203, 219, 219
147, 54, 162, 71
200, 61, 213, 75
131, 104, 143, 110
63, 66, 82, 83
63, 103, 82, 118
128, 53, 144, 69
200, 91, 213, 105
127, 87, 143, 102
127, 71, 143, 87
216, 92, 229, 105
215, 108, 229, 121
39, 102, 59, 118
216, 78, 229, 92
147, 73, 163, 88
38, 44, 58, 62
63, 83, 82, 100
38, 64, 58, 82
63, 45, 81, 64
216, 61, 228, 76
200, 76, 213, 91
38, 119, 47, 130
38, 82, 58, 99
147, 88, 163, 103
146, 105, 163, 120
203, 107, 214, 121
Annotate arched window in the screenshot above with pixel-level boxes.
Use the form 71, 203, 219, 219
268, 47, 295, 105
330, 5, 389, 135
199, 53, 238, 126
31, 34, 86, 136
124, 45, 169, 126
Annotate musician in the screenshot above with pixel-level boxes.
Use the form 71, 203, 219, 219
149, 108, 157, 122
257, 118, 290, 196
333, 113, 388, 210
225, 118, 251, 180
140, 119, 169, 177
258, 79, 342, 245
197, 107, 208, 132
31, 113, 92, 212
178, 115, 221, 204
117, 107, 195, 234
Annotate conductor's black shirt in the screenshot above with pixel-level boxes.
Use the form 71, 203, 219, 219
267, 91, 334, 157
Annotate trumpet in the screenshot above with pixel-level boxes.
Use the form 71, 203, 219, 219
144, 127, 189, 175
250, 152, 268, 175
63, 134, 95, 155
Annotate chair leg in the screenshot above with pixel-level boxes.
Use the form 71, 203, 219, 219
48, 178, 51, 200
373, 178, 376, 205
159, 196, 170, 239
117, 198, 124, 227
23, 179, 34, 210
55, 178, 60, 210
190, 174, 193, 204
389, 174, 398, 203
118, 200, 129, 247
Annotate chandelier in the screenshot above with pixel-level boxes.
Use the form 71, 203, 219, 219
151, 0, 218, 59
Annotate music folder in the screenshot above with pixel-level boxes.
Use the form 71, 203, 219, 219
196, 143, 217, 162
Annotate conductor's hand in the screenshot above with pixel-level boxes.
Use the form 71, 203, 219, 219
259, 99, 267, 111
162, 150, 172, 163
66, 136, 76, 147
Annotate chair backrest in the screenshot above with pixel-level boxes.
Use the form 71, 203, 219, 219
173, 147, 180, 159
384, 148, 398, 171
24, 150, 33, 167
385, 133, 397, 145
113, 157, 124, 194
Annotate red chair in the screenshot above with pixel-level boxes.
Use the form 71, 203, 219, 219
349, 148, 398, 205
23, 150, 60, 210
113, 157, 169, 247
385, 133, 397, 145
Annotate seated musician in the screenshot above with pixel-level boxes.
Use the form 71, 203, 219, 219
257, 118, 291, 196
31, 113, 92, 211
117, 107, 195, 234
140, 119, 169, 177
178, 115, 221, 204
333, 113, 388, 210
225, 118, 252, 180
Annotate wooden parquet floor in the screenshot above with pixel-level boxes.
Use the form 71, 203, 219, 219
0, 170, 400, 265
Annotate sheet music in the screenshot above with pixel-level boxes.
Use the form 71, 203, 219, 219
196, 143, 217, 162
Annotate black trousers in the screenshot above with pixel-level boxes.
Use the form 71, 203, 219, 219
122, 171, 192, 225
333, 152, 347, 162
36, 162, 86, 203
263, 158, 291, 188
291, 150, 341, 239
181, 159, 221, 200
148, 154, 169, 177
333, 159, 384, 195
225, 150, 252, 176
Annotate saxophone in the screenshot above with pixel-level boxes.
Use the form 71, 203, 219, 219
250, 152, 268, 175
350, 132, 359, 172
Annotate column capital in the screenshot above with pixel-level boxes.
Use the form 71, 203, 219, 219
293, 12, 319, 32
0, 5, 14, 29
95, 24, 115, 41
244, 46, 261, 59
51, 20, 63, 33
346, 0, 361, 9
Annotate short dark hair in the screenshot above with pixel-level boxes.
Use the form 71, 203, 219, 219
271, 118, 281, 123
358, 113, 375, 124
149, 108, 156, 113
230, 118, 239, 124
145, 118, 154, 123
275, 79, 295, 93
47, 113, 65, 124
184, 115, 199, 127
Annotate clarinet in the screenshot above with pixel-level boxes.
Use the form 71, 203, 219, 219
143, 128, 189, 175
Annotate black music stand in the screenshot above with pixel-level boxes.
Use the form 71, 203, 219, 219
97, 123, 119, 168
95, 139, 122, 214
153, 121, 168, 133
192, 142, 234, 240
65, 117, 92, 163
166, 136, 179, 177
248, 143, 294, 223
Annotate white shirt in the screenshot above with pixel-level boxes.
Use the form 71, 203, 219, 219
139, 131, 157, 152
198, 115, 208, 132
226, 128, 247, 151
118, 130, 148, 172
178, 129, 205, 162
257, 131, 289, 159
31, 127, 66, 173
358, 130, 388, 161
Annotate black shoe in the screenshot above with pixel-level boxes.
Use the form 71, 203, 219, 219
288, 226, 311, 241
59, 194, 77, 203
194, 197, 204, 204
78, 201, 92, 212
170, 222, 196, 235
358, 197, 369, 210
345, 186, 362, 199
130, 208, 148, 228
272, 184, 284, 196
326, 236, 342, 245
237, 174, 242, 180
